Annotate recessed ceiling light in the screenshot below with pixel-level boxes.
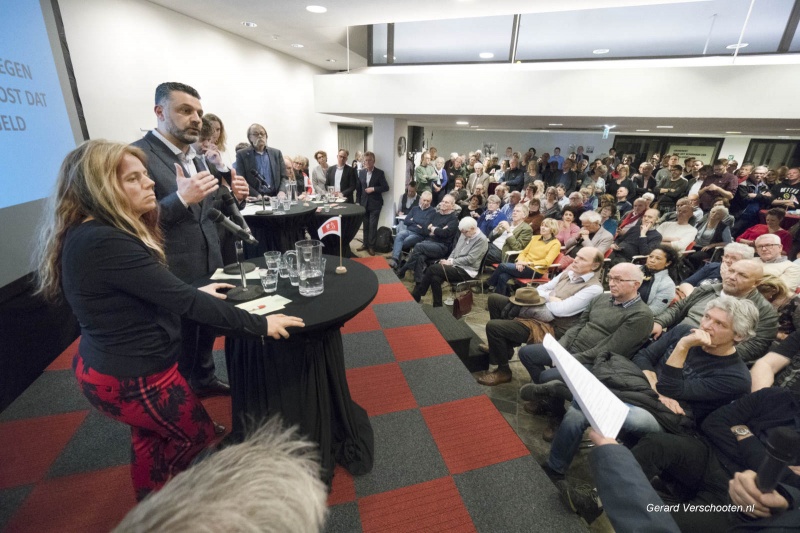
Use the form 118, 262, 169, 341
326, 59, 336, 63
540, 130, 550, 133
725, 131, 742, 134
291, 43, 304, 48
656, 125, 673, 129
476, 128, 485, 131
241, 21, 257, 28
786, 128, 800, 131
549, 123, 563, 126
382, 54, 397, 60
456, 121, 469, 125
479, 52, 494, 59
306, 5, 327, 13
636, 129, 650, 132
592, 49, 610, 55
470, 125, 479, 128
726, 43, 749, 50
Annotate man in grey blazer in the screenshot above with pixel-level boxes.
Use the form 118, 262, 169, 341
132, 82, 247, 399
356, 151, 390, 255
564, 210, 614, 257
235, 124, 289, 197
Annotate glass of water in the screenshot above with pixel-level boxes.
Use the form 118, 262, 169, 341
282, 198, 291, 213
263, 251, 281, 271
278, 258, 290, 278
258, 268, 278, 293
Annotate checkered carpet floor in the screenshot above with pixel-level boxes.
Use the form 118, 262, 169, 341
0, 256, 585, 533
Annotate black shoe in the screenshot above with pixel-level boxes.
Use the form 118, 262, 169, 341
521, 380, 572, 402
194, 378, 231, 398
538, 460, 565, 482
557, 480, 603, 524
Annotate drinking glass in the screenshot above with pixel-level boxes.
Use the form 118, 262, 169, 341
258, 268, 278, 293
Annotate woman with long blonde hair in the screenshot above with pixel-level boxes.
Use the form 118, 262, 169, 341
35, 140, 303, 500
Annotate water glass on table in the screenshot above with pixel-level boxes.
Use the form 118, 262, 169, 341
258, 268, 278, 293
263, 251, 281, 271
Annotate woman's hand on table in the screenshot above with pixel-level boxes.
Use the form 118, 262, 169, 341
199, 283, 235, 299
267, 314, 305, 339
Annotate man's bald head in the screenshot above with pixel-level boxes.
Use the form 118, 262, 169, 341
722, 259, 763, 297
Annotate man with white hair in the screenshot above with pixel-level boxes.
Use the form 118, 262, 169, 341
754, 233, 800, 292
609, 208, 662, 263
410, 217, 488, 307
564, 210, 613, 256
466, 162, 490, 196
486, 203, 532, 263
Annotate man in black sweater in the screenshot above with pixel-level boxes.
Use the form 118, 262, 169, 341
396, 194, 459, 283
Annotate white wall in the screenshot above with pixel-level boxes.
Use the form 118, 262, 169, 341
58, 0, 338, 161
719, 137, 752, 163
427, 129, 614, 160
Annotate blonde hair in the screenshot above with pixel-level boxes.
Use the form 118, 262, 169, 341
203, 113, 227, 152
757, 274, 790, 303
540, 217, 560, 237
34, 140, 164, 301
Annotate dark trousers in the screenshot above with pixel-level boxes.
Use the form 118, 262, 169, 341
487, 262, 537, 296
486, 293, 530, 366
178, 319, 218, 388
74, 354, 214, 501
399, 240, 449, 283
632, 432, 732, 532
485, 244, 503, 264
362, 207, 381, 249
412, 263, 470, 306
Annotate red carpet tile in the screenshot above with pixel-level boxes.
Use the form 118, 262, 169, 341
0, 410, 90, 490
359, 476, 476, 533
327, 465, 356, 506
5, 465, 136, 533
200, 395, 233, 434
384, 324, 453, 361
371, 283, 414, 305
341, 306, 381, 334
352, 256, 391, 270
213, 335, 226, 351
346, 363, 418, 417
45, 337, 80, 371
422, 396, 529, 475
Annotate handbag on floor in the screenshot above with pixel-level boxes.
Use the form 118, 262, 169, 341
442, 266, 473, 319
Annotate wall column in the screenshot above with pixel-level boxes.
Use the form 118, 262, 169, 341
372, 117, 408, 228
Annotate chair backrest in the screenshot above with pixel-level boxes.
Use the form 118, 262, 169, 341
684, 241, 695, 252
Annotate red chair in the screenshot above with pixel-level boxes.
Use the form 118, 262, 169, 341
516, 252, 565, 286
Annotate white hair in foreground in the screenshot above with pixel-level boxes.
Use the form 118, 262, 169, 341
113, 419, 328, 533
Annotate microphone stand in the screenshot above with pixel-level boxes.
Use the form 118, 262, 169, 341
225, 241, 264, 302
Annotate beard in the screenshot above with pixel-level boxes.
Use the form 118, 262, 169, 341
168, 122, 200, 145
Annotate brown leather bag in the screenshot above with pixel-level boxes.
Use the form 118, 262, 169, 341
452, 287, 473, 319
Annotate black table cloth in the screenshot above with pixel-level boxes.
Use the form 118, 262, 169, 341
219, 255, 378, 482
309, 202, 366, 258
243, 202, 317, 256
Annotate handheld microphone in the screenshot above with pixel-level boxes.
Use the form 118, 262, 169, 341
207, 208, 258, 245
220, 190, 251, 234
756, 427, 800, 493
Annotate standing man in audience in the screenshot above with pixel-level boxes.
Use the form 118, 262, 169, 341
325, 149, 358, 203
132, 81, 245, 398
698, 160, 738, 212
732, 165, 770, 236
356, 152, 389, 255
654, 154, 680, 184
551, 147, 565, 169
753, 234, 800, 292
556, 159, 578, 193
503, 157, 525, 192
236, 123, 288, 197
655, 165, 688, 214
466, 162, 490, 196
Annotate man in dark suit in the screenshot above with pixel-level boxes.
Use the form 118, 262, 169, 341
235, 123, 289, 197
132, 82, 247, 399
356, 151, 390, 255
325, 148, 358, 203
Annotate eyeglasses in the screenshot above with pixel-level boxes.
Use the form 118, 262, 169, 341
607, 277, 636, 284
250, 131, 267, 138
755, 243, 780, 249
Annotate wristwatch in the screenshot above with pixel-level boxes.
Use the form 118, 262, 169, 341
730, 425, 752, 437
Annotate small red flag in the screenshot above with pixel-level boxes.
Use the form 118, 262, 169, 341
318, 216, 342, 238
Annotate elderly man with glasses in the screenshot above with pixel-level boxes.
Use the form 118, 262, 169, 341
754, 233, 800, 292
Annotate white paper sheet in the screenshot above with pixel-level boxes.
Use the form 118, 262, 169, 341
210, 268, 261, 280
241, 203, 270, 215
235, 295, 291, 315
542, 334, 629, 439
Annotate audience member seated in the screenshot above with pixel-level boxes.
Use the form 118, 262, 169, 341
732, 165, 771, 237
486, 203, 533, 263
461, 194, 484, 220
652, 260, 777, 364
524, 198, 544, 235
477, 248, 605, 386
564, 210, 613, 257
565, 191, 586, 221
580, 187, 598, 211
556, 207, 580, 245
396, 195, 459, 283
556, 184, 570, 209
545, 297, 756, 489
555, 159, 578, 193
500, 190, 522, 218
678, 241, 754, 298
606, 164, 634, 201
754, 233, 800, 292
477, 194, 507, 236
764, 166, 800, 211
598, 203, 618, 236
654, 164, 688, 214
657, 199, 697, 251
466, 161, 490, 196
518, 263, 653, 440
756, 275, 800, 343
608, 208, 662, 264
638, 245, 678, 315
750, 328, 800, 392
617, 197, 647, 235
388, 191, 433, 268
685, 204, 733, 271
410, 217, 488, 307
737, 207, 792, 255
396, 181, 419, 219
541, 186, 562, 219
485, 219, 561, 296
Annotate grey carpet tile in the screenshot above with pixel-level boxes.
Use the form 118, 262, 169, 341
399, 355, 483, 407
342, 330, 395, 369
0, 485, 32, 530
354, 409, 448, 498
323, 502, 363, 533
46, 409, 131, 479
372, 300, 430, 329
374, 268, 400, 285
0, 370, 90, 422
454, 455, 588, 533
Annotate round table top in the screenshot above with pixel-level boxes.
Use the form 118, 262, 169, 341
243, 201, 317, 220
224, 255, 378, 335
311, 202, 366, 220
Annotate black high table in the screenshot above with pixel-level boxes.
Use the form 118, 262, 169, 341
309, 202, 365, 258
243, 202, 317, 256
221, 255, 377, 482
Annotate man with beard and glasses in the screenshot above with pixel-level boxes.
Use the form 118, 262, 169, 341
236, 123, 289, 198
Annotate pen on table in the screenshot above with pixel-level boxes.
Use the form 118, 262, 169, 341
248, 304, 267, 311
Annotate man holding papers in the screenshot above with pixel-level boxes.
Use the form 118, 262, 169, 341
518, 262, 653, 440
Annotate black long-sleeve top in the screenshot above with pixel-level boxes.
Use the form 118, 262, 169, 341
61, 221, 268, 377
